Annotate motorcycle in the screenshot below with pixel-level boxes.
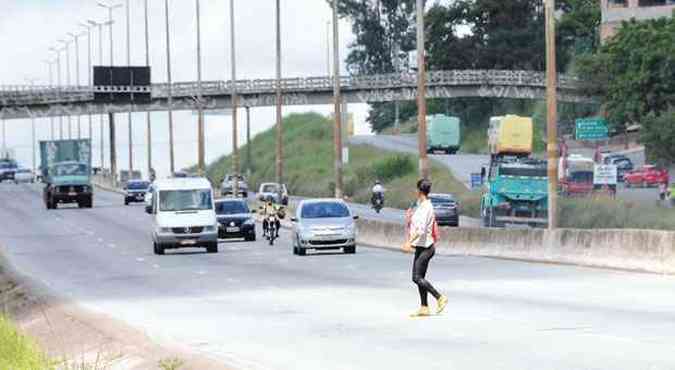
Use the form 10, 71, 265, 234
372, 193, 384, 213
266, 215, 279, 245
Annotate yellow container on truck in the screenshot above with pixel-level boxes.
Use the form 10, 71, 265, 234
488, 115, 533, 156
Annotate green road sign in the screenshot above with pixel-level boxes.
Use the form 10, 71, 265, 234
575, 118, 608, 141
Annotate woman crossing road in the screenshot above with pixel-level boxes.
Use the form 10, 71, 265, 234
403, 179, 448, 317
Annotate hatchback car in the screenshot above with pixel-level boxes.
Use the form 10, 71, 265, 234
124, 180, 151, 205
624, 165, 669, 188
429, 193, 460, 227
13, 168, 35, 183
257, 182, 289, 205
215, 198, 256, 241
291, 199, 358, 256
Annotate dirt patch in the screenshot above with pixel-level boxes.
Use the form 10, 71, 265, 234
0, 253, 230, 370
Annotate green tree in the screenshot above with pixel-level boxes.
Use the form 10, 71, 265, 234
642, 110, 675, 164
576, 16, 675, 162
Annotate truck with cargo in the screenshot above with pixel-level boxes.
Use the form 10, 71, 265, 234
559, 154, 595, 197
488, 115, 533, 158
427, 115, 461, 154
481, 115, 548, 227
39, 139, 93, 209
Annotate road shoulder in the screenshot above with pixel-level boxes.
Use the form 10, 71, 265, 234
0, 247, 230, 370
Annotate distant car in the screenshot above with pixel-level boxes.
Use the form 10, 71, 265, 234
429, 193, 459, 227
0, 160, 17, 182
291, 199, 358, 256
13, 168, 35, 183
215, 198, 256, 241
257, 182, 289, 205
624, 165, 669, 188
124, 179, 151, 205
221, 174, 248, 198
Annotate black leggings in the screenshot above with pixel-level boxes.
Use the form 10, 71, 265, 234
412, 246, 441, 306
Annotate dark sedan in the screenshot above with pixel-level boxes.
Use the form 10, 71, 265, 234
124, 180, 151, 205
216, 199, 256, 241
430, 193, 459, 227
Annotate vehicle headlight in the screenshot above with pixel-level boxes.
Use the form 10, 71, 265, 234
345, 224, 356, 235
243, 219, 255, 225
299, 226, 313, 238
203, 225, 216, 232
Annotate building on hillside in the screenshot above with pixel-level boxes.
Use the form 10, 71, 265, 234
601, 0, 675, 41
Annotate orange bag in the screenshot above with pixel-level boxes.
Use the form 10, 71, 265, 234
431, 216, 440, 244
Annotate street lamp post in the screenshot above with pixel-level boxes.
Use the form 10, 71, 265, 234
43, 59, 56, 140
98, 1, 122, 186
124, 0, 133, 178
332, 0, 344, 199
196, 0, 205, 176
275, 0, 283, 189
164, 0, 175, 175
58, 38, 73, 139
48, 47, 64, 140
143, 0, 152, 179
230, 0, 240, 197
25, 77, 39, 174
68, 31, 85, 139
415, 0, 429, 180
79, 22, 94, 140
88, 19, 114, 171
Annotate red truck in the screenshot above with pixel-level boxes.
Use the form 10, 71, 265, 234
624, 165, 669, 188
559, 155, 595, 196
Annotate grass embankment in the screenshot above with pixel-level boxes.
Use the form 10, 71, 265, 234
559, 197, 675, 231
0, 316, 51, 369
205, 112, 481, 215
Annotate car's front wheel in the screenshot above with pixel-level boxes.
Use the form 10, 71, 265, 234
206, 243, 218, 254
344, 246, 356, 254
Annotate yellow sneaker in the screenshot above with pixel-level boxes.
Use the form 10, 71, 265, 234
410, 306, 431, 318
436, 295, 448, 314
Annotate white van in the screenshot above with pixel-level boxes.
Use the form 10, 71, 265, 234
146, 177, 218, 255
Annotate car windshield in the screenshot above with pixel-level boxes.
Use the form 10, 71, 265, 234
216, 201, 249, 215
52, 163, 88, 176
430, 196, 455, 206
262, 184, 279, 193
127, 181, 150, 190
301, 202, 350, 219
500, 166, 548, 178
159, 189, 212, 212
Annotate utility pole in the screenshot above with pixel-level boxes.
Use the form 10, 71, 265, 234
545, 0, 558, 229
196, 0, 205, 176
43, 59, 56, 140
416, 0, 429, 179
79, 22, 94, 141
68, 32, 84, 139
125, 0, 133, 178
58, 38, 73, 139
275, 0, 283, 188
88, 19, 113, 171
164, 0, 175, 175
230, 0, 240, 197
144, 0, 152, 179
49, 47, 64, 140
326, 20, 331, 77
332, 0, 344, 198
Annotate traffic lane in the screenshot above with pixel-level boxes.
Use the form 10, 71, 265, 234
2, 184, 675, 369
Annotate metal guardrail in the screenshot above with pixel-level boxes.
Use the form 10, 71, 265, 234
0, 70, 586, 107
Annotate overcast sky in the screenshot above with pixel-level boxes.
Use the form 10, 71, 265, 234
0, 0, 371, 177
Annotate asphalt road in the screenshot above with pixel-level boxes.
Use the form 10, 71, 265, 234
2, 183, 675, 370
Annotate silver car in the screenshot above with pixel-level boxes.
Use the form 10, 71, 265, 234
291, 199, 358, 256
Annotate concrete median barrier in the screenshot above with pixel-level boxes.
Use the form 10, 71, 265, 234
355, 218, 675, 274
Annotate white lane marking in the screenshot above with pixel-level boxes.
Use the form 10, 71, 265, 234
152, 264, 160, 269
196, 270, 207, 275
97, 238, 104, 243
136, 257, 145, 262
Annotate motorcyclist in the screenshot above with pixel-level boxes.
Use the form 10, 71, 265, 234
371, 180, 385, 205
260, 199, 281, 238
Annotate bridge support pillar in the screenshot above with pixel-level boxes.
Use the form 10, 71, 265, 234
108, 112, 117, 187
